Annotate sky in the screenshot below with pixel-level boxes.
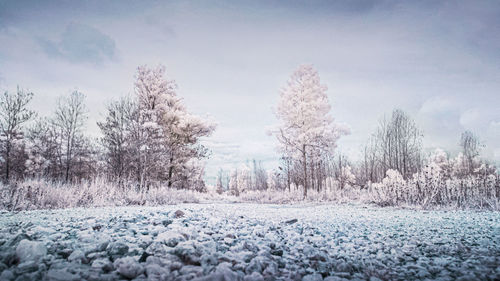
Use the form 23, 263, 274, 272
1, 0, 499, 181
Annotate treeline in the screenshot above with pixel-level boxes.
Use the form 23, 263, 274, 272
217, 65, 499, 208
0, 65, 215, 190
1, 63, 498, 209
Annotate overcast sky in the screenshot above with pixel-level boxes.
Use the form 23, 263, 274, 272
1, 0, 499, 181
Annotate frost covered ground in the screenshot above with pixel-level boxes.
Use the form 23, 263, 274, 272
0, 204, 499, 281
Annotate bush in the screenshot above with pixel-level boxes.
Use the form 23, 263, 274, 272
0, 178, 203, 210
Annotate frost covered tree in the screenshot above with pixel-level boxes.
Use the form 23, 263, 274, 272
125, 65, 216, 188
266, 170, 282, 190
215, 169, 225, 194
229, 168, 239, 196
237, 164, 252, 192
272, 64, 349, 197
0, 87, 36, 182
331, 153, 356, 190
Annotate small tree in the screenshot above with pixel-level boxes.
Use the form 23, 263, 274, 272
0, 87, 36, 182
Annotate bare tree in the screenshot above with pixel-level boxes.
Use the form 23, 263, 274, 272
25, 118, 59, 178
332, 153, 350, 189
252, 160, 268, 190
53, 91, 88, 182
0, 87, 36, 182
98, 97, 136, 184
373, 109, 423, 180
459, 130, 483, 175
360, 137, 380, 185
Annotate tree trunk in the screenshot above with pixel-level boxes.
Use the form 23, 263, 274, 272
5, 140, 10, 183
167, 156, 174, 188
65, 136, 72, 183
302, 145, 308, 198
286, 159, 291, 192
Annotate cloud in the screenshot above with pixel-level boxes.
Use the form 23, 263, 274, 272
459, 108, 481, 129
418, 96, 461, 135
38, 22, 116, 65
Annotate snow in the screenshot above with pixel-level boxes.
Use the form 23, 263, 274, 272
0, 203, 499, 280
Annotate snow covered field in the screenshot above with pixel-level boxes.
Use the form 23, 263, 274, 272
0, 203, 499, 281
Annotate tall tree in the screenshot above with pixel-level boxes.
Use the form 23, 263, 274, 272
133, 65, 215, 188
272, 64, 349, 197
0, 87, 36, 182
98, 97, 136, 184
53, 91, 88, 182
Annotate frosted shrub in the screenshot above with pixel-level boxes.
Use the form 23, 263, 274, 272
371, 170, 406, 206
0, 178, 204, 210
237, 184, 361, 204
366, 163, 499, 209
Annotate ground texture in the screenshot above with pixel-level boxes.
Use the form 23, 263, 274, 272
0, 203, 499, 281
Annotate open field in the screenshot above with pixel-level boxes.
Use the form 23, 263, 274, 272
0, 203, 499, 281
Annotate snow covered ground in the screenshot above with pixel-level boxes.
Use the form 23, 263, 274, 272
0, 203, 499, 281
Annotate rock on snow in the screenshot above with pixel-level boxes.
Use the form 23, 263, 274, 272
16, 239, 47, 263
0, 203, 499, 280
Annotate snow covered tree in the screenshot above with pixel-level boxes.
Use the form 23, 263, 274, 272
0, 87, 36, 182
266, 170, 281, 190
131, 65, 216, 189
237, 164, 252, 192
427, 148, 452, 179
229, 168, 239, 196
272, 64, 349, 197
215, 169, 225, 194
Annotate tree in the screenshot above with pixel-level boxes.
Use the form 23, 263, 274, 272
25, 118, 58, 178
272, 64, 349, 197
252, 160, 268, 190
215, 168, 226, 194
360, 136, 380, 185
460, 130, 482, 175
98, 97, 136, 184
133, 65, 216, 188
229, 168, 239, 196
0, 87, 36, 182
52, 91, 88, 182
333, 153, 355, 189
372, 109, 423, 180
